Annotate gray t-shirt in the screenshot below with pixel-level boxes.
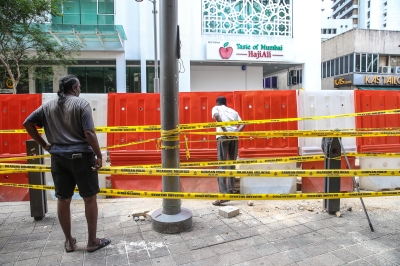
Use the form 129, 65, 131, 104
24, 96, 95, 153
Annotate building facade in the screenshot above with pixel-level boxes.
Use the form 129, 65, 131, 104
331, 0, 400, 30
10, 0, 322, 94
321, 29, 400, 90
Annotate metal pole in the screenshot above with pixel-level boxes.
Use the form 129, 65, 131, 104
26, 140, 47, 221
338, 139, 374, 232
151, 0, 192, 234
152, 0, 159, 93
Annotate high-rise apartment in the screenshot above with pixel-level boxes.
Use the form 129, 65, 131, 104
331, 0, 400, 30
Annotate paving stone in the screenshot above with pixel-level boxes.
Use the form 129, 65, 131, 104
1, 241, 26, 253
186, 237, 208, 250
237, 247, 263, 261
315, 253, 345, 266
190, 247, 215, 260
127, 249, 150, 263
283, 247, 312, 262
106, 253, 129, 265
15, 257, 40, 266
359, 239, 391, 253
61, 260, 83, 266
296, 257, 325, 266
330, 248, 360, 263
347, 259, 373, 265
210, 242, 233, 255
61, 251, 84, 263
37, 254, 63, 266
42, 244, 64, 256
197, 255, 221, 266
253, 243, 279, 256
18, 247, 43, 260
0, 250, 21, 264
364, 255, 398, 266
241, 219, 262, 227
346, 243, 376, 258
152, 255, 177, 266
275, 228, 299, 238
202, 235, 225, 246
217, 250, 246, 265
167, 242, 191, 254
172, 252, 197, 265
147, 244, 170, 259
84, 257, 107, 266
219, 231, 242, 242
265, 252, 295, 266
235, 257, 273, 266
379, 249, 400, 264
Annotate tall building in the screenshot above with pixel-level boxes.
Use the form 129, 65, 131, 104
2, 0, 322, 94
331, 0, 400, 30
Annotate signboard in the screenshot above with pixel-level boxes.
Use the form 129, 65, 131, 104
334, 75, 352, 88
354, 74, 400, 86
334, 74, 400, 88
0, 89, 13, 94
206, 41, 286, 61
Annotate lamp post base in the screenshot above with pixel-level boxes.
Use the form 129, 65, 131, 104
151, 208, 192, 234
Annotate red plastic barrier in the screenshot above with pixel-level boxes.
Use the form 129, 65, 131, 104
179, 92, 234, 150
355, 90, 400, 152
107, 93, 161, 151
0, 94, 41, 154
301, 157, 356, 193
234, 90, 298, 158
0, 155, 30, 202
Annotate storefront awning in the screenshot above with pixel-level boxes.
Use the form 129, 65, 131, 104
357, 86, 400, 90
39, 24, 127, 48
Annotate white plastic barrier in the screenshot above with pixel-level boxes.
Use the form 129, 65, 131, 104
297, 90, 356, 155
41, 93, 108, 148
239, 160, 297, 194
359, 157, 400, 191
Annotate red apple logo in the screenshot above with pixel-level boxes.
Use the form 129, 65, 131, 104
219, 42, 233, 59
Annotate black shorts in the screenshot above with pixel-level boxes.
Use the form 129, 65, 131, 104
51, 152, 100, 199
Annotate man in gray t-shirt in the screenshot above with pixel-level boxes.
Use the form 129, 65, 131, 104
23, 75, 110, 253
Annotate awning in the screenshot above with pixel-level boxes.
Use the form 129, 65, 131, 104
39, 24, 127, 48
357, 86, 400, 90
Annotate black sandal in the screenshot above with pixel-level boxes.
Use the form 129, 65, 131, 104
212, 200, 230, 206
65, 237, 76, 253
86, 238, 111, 253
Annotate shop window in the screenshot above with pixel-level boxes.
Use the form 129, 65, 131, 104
287, 69, 302, 86
327, 61, 331, 78
335, 58, 339, 76
146, 66, 160, 93
339, 57, 343, 75
264, 76, 278, 89
0, 68, 29, 94
322, 63, 326, 79
366, 54, 379, 73
361, 54, 367, 72
349, 54, 354, 72
344, 55, 349, 74
53, 0, 114, 25
35, 67, 53, 93
126, 67, 141, 93
355, 54, 360, 72
68, 67, 116, 93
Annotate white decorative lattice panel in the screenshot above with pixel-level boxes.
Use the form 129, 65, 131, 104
202, 0, 292, 36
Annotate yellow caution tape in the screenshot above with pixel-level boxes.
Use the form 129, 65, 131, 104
187, 130, 400, 138
1, 182, 400, 200
1, 163, 400, 177
2, 109, 400, 134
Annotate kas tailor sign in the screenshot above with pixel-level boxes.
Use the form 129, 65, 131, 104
206, 41, 285, 61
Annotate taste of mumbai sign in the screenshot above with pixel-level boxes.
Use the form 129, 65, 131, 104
207, 41, 285, 61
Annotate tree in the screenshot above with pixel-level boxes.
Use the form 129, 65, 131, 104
0, 0, 81, 94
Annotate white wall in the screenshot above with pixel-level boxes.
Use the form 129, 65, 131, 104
191, 65, 264, 92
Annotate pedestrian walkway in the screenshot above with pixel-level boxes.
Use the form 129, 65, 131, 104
1, 196, 400, 265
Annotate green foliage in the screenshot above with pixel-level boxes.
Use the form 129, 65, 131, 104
0, 0, 81, 93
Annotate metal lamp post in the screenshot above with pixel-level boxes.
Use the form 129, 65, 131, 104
136, 0, 159, 93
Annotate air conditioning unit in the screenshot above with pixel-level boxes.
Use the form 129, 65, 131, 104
291, 76, 297, 85
379, 66, 391, 74
394, 66, 400, 74
290, 70, 297, 77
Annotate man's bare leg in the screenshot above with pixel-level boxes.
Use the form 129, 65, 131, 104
58, 198, 75, 250
83, 195, 98, 247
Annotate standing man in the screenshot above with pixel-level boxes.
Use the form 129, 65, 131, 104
211, 96, 245, 206
23, 75, 111, 253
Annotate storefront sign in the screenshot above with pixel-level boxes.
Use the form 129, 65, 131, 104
334, 74, 400, 88
334, 75, 352, 88
206, 41, 286, 61
354, 74, 400, 86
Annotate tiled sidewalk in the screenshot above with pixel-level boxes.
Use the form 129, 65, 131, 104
1, 197, 400, 265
